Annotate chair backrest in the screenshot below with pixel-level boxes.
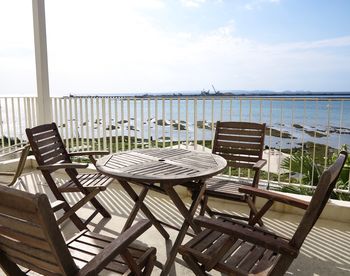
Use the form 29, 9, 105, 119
290, 151, 348, 249
212, 121, 266, 170
26, 123, 74, 172
0, 185, 78, 275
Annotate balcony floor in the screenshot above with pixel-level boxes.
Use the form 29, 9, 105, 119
1, 170, 350, 275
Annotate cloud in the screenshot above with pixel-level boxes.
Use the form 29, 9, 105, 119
0, 0, 349, 95
180, 0, 206, 8
47, 13, 349, 93
275, 36, 350, 51
244, 0, 281, 10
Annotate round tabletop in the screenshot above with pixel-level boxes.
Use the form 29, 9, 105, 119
96, 148, 227, 184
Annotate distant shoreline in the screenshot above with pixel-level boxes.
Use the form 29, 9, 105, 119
65, 91, 350, 99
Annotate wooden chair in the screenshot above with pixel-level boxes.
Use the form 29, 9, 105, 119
0, 185, 156, 276
26, 123, 113, 231
179, 151, 348, 276
200, 121, 266, 224
0, 144, 30, 187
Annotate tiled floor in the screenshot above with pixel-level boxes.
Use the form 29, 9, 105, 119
1, 171, 350, 275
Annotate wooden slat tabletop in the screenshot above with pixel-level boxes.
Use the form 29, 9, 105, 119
96, 148, 227, 184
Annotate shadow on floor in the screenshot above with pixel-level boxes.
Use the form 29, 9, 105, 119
10, 172, 350, 275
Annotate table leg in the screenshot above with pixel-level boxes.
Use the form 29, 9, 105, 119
161, 181, 206, 276
119, 179, 170, 239
122, 186, 148, 232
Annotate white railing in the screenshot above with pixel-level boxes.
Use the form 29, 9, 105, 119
0, 97, 37, 151
1, 95, 350, 195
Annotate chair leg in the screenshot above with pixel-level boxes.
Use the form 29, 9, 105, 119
143, 251, 156, 276
17, 177, 26, 189
54, 191, 87, 230
246, 196, 264, 226
89, 197, 111, 218
205, 203, 215, 218
269, 256, 294, 276
199, 195, 208, 216
0, 252, 27, 275
199, 194, 216, 217
43, 173, 87, 230
182, 252, 207, 276
62, 202, 87, 231
249, 199, 273, 227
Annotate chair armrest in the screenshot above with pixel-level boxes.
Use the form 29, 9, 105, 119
77, 219, 152, 275
69, 151, 110, 166
195, 216, 298, 257
37, 163, 88, 172
239, 186, 309, 210
68, 151, 110, 157
0, 143, 29, 159
0, 172, 16, 176
252, 159, 267, 170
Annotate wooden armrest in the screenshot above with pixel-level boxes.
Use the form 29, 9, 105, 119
69, 151, 110, 157
37, 163, 88, 172
77, 219, 152, 275
239, 186, 309, 210
0, 144, 29, 159
51, 200, 67, 212
194, 216, 298, 257
0, 172, 16, 176
252, 159, 267, 170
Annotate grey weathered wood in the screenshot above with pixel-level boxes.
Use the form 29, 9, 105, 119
0, 144, 30, 187
26, 123, 113, 230
240, 186, 310, 225
199, 121, 266, 225
179, 151, 348, 276
0, 185, 156, 275
97, 148, 227, 184
96, 148, 227, 275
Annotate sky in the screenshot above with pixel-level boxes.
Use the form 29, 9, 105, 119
0, 0, 350, 96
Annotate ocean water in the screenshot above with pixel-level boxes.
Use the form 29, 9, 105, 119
2, 96, 350, 150
55, 97, 350, 150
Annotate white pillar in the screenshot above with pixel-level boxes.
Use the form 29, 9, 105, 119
32, 0, 52, 124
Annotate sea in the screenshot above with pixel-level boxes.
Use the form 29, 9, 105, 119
1, 92, 350, 150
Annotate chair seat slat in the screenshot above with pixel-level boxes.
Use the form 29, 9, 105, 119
237, 246, 267, 272
0, 184, 157, 275
58, 173, 112, 192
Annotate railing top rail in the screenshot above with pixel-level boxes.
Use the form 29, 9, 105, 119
0, 96, 37, 99
50, 95, 350, 101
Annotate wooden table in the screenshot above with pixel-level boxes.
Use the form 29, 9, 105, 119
96, 148, 227, 275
